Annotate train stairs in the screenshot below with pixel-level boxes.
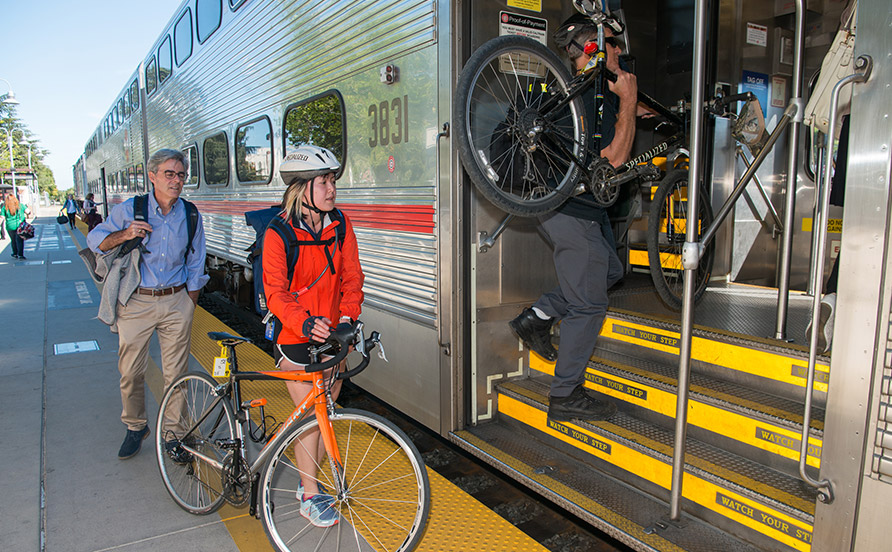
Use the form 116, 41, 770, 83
453, 284, 825, 552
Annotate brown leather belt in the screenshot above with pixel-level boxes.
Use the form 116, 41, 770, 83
137, 284, 186, 297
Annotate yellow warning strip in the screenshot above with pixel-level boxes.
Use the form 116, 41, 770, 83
186, 307, 547, 552
529, 356, 822, 468
601, 317, 830, 393
499, 395, 814, 552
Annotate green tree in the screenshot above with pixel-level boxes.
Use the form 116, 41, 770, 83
0, 99, 59, 200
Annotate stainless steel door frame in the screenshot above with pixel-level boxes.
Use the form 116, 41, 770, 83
812, 0, 892, 549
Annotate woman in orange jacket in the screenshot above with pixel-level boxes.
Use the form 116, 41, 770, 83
262, 145, 364, 527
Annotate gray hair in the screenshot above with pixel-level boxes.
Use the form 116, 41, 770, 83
147, 148, 187, 174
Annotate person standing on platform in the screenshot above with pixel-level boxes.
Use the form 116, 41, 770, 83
87, 149, 209, 460
82, 193, 103, 231
1, 192, 7, 241
63, 193, 79, 229
263, 145, 364, 527
2, 193, 31, 259
508, 14, 637, 423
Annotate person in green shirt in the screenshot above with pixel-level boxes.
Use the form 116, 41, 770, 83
2, 194, 31, 259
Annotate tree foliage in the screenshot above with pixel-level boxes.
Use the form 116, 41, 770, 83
0, 98, 60, 201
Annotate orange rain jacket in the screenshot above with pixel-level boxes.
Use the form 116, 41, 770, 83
262, 212, 364, 345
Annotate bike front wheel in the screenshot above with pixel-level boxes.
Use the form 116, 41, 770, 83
155, 371, 235, 515
646, 169, 716, 310
260, 408, 430, 552
454, 35, 587, 216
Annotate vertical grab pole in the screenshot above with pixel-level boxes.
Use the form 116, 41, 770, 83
774, 0, 806, 340
668, 0, 708, 521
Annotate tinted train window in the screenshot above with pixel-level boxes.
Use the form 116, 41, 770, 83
230, 0, 246, 9
136, 164, 145, 192
236, 117, 272, 184
128, 167, 135, 192
145, 56, 158, 96
183, 144, 200, 187
203, 132, 229, 186
115, 104, 122, 126
283, 91, 346, 172
174, 9, 193, 66
158, 36, 173, 85
122, 92, 131, 118
196, 0, 222, 43
130, 80, 139, 110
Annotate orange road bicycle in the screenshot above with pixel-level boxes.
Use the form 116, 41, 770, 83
154, 321, 430, 552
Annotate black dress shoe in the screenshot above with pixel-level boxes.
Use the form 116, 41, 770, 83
509, 307, 558, 361
548, 385, 617, 422
118, 426, 150, 459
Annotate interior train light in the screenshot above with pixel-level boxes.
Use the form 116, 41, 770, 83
380, 64, 399, 84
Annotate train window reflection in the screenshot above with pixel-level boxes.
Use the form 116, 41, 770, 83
203, 132, 230, 186
184, 144, 200, 187
130, 80, 139, 110
146, 56, 158, 96
136, 164, 145, 193
196, 0, 222, 44
283, 91, 345, 176
174, 9, 193, 66
122, 92, 130, 118
236, 117, 272, 184
158, 35, 173, 85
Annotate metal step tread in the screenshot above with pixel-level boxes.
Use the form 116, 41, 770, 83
452, 424, 765, 552
589, 347, 825, 432
499, 379, 817, 519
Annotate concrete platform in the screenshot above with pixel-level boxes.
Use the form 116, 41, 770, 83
0, 206, 546, 552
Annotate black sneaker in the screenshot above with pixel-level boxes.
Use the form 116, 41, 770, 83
118, 426, 150, 459
509, 307, 557, 361
548, 385, 617, 422
164, 440, 194, 465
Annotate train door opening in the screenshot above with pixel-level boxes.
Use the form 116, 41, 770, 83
451, 1, 865, 550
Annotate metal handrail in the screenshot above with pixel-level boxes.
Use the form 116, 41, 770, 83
736, 146, 784, 234
799, 54, 872, 505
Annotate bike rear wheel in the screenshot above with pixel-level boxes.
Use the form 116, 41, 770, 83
260, 408, 430, 552
155, 371, 235, 515
454, 35, 587, 216
646, 169, 715, 310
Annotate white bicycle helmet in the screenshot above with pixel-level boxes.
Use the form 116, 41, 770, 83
280, 144, 341, 186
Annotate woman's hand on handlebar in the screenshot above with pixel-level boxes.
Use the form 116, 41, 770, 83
304, 316, 333, 343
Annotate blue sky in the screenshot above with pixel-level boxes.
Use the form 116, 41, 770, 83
4, 0, 184, 191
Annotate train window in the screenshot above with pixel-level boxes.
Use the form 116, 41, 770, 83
145, 56, 158, 96
130, 80, 139, 111
183, 144, 200, 187
118, 98, 126, 122
236, 117, 272, 184
203, 132, 230, 186
174, 8, 193, 66
229, 0, 246, 9
136, 164, 145, 192
127, 166, 135, 192
122, 91, 131, 118
283, 91, 346, 175
196, 0, 222, 44
158, 35, 173, 85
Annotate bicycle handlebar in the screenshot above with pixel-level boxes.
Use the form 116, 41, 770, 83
304, 321, 382, 379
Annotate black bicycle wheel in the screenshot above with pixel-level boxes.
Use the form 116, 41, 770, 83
155, 371, 235, 515
259, 408, 430, 552
646, 169, 715, 310
454, 35, 587, 216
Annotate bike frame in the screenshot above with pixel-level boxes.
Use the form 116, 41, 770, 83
177, 345, 343, 511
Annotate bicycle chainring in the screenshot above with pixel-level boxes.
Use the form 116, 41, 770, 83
586, 158, 619, 207
221, 453, 251, 506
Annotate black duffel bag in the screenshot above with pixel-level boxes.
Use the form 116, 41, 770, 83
57, 214, 69, 225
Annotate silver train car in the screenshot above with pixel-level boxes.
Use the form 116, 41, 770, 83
76, 1, 892, 550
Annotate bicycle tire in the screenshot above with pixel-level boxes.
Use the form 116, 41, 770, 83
646, 169, 715, 310
259, 408, 430, 552
155, 371, 235, 515
454, 35, 587, 217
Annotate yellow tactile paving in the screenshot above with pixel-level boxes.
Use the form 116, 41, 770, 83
189, 307, 546, 551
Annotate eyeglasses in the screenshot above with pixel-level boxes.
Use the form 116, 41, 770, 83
162, 170, 187, 180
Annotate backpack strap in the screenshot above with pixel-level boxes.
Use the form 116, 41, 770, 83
118, 194, 149, 257
180, 198, 199, 261
267, 216, 301, 282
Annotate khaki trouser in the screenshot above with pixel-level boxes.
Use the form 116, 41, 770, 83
115, 289, 195, 434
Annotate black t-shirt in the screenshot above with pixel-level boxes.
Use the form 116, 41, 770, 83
556, 85, 619, 221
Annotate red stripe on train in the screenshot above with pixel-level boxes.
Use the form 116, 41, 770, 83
188, 200, 435, 234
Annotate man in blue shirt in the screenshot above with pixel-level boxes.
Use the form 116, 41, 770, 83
509, 14, 637, 423
88, 149, 209, 459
